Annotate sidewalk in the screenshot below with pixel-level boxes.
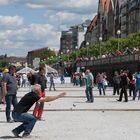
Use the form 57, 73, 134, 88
0, 84, 140, 140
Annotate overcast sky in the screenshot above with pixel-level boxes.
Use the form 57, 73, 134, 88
0, 0, 98, 57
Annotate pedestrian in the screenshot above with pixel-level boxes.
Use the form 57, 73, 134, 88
128, 73, 136, 97
117, 70, 129, 102
113, 71, 120, 95
102, 72, 108, 90
33, 66, 47, 120
60, 74, 65, 84
96, 72, 105, 96
133, 70, 140, 100
3, 65, 18, 122
49, 72, 56, 91
0, 69, 4, 104
85, 69, 94, 103
12, 84, 66, 138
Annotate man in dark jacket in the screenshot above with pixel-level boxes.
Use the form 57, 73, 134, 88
12, 84, 66, 138
117, 70, 129, 102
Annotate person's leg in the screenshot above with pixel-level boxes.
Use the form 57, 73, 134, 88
34, 91, 45, 119
102, 83, 106, 95
89, 87, 94, 102
5, 95, 12, 122
98, 83, 102, 95
116, 84, 120, 95
33, 102, 40, 117
12, 95, 18, 108
113, 84, 116, 95
12, 112, 37, 136
36, 102, 44, 119
85, 87, 90, 101
132, 88, 135, 99
53, 82, 56, 91
133, 86, 138, 100
49, 81, 52, 91
124, 86, 128, 102
118, 88, 123, 101
137, 87, 140, 100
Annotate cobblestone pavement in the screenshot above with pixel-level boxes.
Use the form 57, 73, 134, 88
0, 84, 140, 140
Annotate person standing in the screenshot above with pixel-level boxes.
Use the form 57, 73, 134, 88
0, 69, 4, 104
129, 73, 136, 97
33, 66, 47, 120
133, 70, 140, 100
96, 72, 105, 96
12, 84, 66, 138
117, 70, 129, 102
3, 65, 18, 122
49, 72, 56, 91
113, 71, 120, 95
85, 69, 94, 103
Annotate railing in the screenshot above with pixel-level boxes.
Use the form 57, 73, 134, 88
76, 52, 140, 67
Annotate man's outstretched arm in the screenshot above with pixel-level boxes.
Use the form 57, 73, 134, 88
38, 92, 66, 102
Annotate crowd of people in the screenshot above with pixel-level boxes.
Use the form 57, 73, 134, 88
71, 68, 140, 103
0, 65, 66, 138
75, 46, 140, 62
1, 64, 140, 138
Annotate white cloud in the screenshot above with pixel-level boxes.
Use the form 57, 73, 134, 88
0, 0, 10, 5
0, 0, 98, 56
26, 3, 46, 9
64, 0, 95, 8
0, 16, 24, 26
0, 0, 19, 5
0, 23, 61, 56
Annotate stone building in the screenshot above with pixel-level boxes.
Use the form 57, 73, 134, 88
27, 47, 49, 66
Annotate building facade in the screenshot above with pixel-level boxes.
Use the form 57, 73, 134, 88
86, 0, 140, 43
27, 47, 49, 66
60, 31, 73, 54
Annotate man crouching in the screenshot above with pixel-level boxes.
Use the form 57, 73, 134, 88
12, 84, 66, 138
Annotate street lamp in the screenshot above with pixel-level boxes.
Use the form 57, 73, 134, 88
75, 46, 78, 59
99, 36, 102, 58
117, 30, 121, 50
67, 49, 70, 61
86, 42, 89, 57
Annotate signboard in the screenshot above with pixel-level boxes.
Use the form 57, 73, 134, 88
33, 57, 40, 68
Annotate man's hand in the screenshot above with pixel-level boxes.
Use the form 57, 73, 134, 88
58, 92, 66, 98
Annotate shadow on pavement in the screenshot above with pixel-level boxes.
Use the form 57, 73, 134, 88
0, 136, 20, 139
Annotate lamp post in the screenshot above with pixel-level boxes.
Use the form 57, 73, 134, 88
67, 49, 70, 61
86, 42, 89, 57
117, 30, 121, 50
75, 46, 78, 59
99, 36, 102, 58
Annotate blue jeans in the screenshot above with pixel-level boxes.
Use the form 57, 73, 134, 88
133, 85, 140, 100
5, 94, 17, 121
98, 83, 105, 95
85, 87, 94, 102
49, 81, 56, 91
12, 112, 37, 135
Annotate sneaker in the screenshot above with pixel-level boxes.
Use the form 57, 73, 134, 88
85, 100, 90, 103
22, 133, 31, 138
123, 100, 128, 102
12, 129, 20, 138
